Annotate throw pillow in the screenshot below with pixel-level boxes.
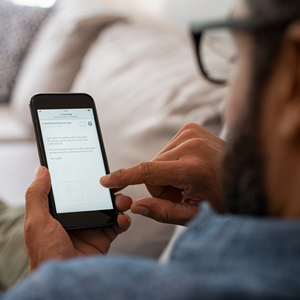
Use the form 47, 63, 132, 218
10, 0, 126, 127
0, 0, 50, 103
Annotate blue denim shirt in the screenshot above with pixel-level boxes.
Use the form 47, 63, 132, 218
3, 203, 300, 299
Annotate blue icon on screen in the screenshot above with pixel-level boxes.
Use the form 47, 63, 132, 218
88, 122, 93, 126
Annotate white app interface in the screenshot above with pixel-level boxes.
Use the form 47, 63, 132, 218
37, 109, 113, 214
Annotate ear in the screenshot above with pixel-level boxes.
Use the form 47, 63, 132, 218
279, 21, 300, 141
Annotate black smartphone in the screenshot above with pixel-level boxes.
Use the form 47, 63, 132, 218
29, 93, 118, 230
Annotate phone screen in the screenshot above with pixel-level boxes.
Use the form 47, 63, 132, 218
37, 108, 113, 214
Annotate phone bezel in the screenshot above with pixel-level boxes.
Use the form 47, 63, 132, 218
29, 93, 118, 230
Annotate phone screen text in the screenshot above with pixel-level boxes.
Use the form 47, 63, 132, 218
37, 109, 113, 214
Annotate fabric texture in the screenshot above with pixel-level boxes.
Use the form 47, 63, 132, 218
3, 202, 300, 299
0, 201, 27, 293
10, 0, 126, 126
0, 0, 50, 103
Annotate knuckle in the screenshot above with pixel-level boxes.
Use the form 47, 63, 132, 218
190, 138, 206, 148
185, 129, 197, 138
182, 123, 199, 131
25, 187, 33, 200
25, 185, 47, 202
178, 129, 197, 142
182, 123, 202, 133
25, 186, 38, 202
137, 162, 151, 177
24, 215, 39, 236
112, 168, 126, 182
158, 207, 172, 224
152, 155, 161, 162
152, 154, 168, 163
24, 218, 31, 233
180, 125, 203, 140
183, 138, 207, 153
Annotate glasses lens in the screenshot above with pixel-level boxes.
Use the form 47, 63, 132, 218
200, 28, 239, 83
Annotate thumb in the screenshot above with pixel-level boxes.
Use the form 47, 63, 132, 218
131, 198, 199, 225
25, 166, 51, 220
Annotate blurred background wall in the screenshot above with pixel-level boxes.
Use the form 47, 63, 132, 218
10, 0, 237, 27
10, 0, 55, 7
112, 0, 237, 27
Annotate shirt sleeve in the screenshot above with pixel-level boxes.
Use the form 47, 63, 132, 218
3, 256, 198, 300
3, 252, 294, 300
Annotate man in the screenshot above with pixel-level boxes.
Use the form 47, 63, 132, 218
2, 0, 300, 298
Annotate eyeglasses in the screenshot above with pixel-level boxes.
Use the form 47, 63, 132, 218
191, 18, 293, 85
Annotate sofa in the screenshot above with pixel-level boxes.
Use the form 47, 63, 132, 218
0, 0, 232, 291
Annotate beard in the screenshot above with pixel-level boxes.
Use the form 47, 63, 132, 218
220, 28, 286, 216
221, 105, 268, 216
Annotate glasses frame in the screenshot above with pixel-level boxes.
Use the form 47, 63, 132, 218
191, 18, 294, 85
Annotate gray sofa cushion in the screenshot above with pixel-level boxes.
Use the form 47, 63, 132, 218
0, 0, 50, 103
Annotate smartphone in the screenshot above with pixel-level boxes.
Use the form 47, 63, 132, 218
29, 93, 118, 230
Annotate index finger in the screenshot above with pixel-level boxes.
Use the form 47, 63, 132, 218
100, 161, 186, 189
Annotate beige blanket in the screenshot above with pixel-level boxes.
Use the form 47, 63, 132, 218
0, 202, 27, 292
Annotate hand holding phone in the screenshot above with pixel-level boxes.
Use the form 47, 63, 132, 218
25, 166, 132, 273
30, 93, 118, 230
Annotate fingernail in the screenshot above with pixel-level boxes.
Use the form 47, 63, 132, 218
34, 167, 44, 180
134, 206, 149, 217
126, 214, 131, 224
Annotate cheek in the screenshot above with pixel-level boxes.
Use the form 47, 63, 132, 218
224, 61, 250, 131
223, 34, 253, 132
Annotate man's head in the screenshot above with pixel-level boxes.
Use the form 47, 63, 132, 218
222, 0, 300, 217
